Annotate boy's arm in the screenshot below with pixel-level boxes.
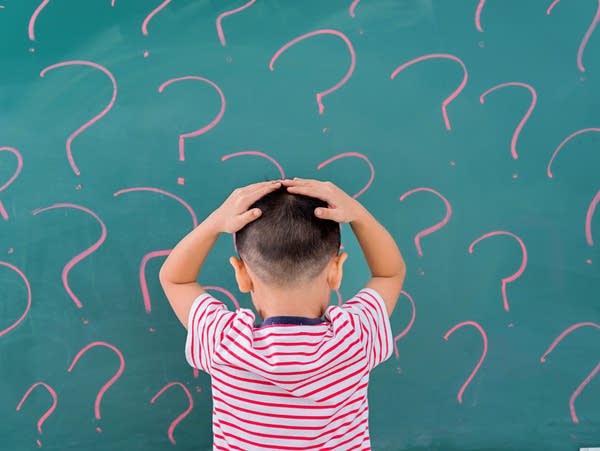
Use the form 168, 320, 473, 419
159, 180, 283, 328
158, 216, 220, 328
351, 205, 406, 317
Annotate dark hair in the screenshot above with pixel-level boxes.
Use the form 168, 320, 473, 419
234, 185, 341, 288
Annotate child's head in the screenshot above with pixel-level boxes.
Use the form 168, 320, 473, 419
230, 184, 345, 294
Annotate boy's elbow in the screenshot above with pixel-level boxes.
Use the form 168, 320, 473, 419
397, 258, 407, 281
158, 266, 170, 285
391, 264, 407, 303
399, 253, 406, 271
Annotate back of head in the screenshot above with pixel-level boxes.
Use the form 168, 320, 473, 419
234, 185, 341, 288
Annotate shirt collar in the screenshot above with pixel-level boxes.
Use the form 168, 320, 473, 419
256, 315, 324, 328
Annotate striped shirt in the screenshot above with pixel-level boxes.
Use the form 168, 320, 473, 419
185, 287, 394, 450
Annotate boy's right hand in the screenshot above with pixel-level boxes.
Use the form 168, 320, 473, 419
281, 177, 367, 224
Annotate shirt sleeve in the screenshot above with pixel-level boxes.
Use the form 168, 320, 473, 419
340, 287, 394, 371
184, 292, 236, 374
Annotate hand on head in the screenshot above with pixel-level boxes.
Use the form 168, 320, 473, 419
210, 177, 365, 234
280, 177, 365, 224
210, 180, 282, 234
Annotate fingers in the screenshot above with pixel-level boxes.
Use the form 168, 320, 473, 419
314, 207, 338, 221
284, 183, 331, 204
230, 179, 344, 225
247, 180, 281, 193
283, 179, 345, 222
233, 178, 336, 215
282, 178, 333, 194
238, 180, 282, 207
230, 207, 262, 232
245, 179, 282, 191
242, 207, 262, 223
317, 206, 346, 223
281, 177, 319, 185
238, 180, 281, 193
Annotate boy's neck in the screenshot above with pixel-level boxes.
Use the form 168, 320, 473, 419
258, 301, 326, 320
258, 315, 325, 327
251, 282, 330, 320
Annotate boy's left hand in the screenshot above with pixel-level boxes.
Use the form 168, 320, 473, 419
208, 180, 282, 233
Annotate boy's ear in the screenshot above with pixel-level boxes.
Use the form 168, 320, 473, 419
328, 251, 348, 290
229, 256, 254, 293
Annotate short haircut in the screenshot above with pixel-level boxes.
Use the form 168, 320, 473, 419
234, 185, 341, 288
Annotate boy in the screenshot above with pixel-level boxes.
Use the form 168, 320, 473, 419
159, 177, 406, 450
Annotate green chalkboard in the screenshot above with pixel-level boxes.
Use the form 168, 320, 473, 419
1, 1, 599, 450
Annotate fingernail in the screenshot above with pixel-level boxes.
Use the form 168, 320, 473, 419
254, 209, 261, 216
315, 208, 322, 215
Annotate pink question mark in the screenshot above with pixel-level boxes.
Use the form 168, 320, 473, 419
32, 203, 107, 317
113, 187, 197, 314
158, 76, 226, 185
28, 0, 51, 49
150, 381, 194, 445
390, 54, 468, 131
468, 231, 527, 313
479, 82, 538, 160
443, 320, 489, 404
67, 341, 125, 433
316, 152, 374, 199
221, 150, 286, 179
0, 146, 23, 220
141, 0, 172, 57
269, 29, 357, 115
540, 322, 600, 423
349, 0, 360, 18
40, 60, 117, 178
547, 128, 600, 255
547, 128, 600, 178
16, 382, 58, 448
28, 0, 115, 51
216, 0, 256, 47
393, 290, 416, 372
546, 0, 600, 73
399, 187, 452, 257
586, 191, 599, 247
0, 261, 32, 338
475, 0, 485, 32
113, 189, 202, 379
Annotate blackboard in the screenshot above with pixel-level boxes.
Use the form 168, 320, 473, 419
1, 1, 599, 450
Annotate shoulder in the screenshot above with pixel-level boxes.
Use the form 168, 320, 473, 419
326, 288, 388, 319
187, 292, 256, 329
326, 287, 392, 346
